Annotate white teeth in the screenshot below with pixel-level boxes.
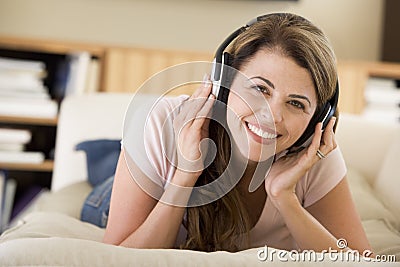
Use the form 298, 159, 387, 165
247, 123, 277, 139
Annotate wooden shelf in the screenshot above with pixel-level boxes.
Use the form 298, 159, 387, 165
0, 159, 54, 172
0, 35, 105, 57
0, 115, 58, 126
366, 61, 400, 79
337, 60, 400, 114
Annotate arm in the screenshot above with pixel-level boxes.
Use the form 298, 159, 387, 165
305, 176, 373, 253
103, 150, 197, 248
273, 176, 372, 254
103, 79, 215, 248
265, 117, 372, 254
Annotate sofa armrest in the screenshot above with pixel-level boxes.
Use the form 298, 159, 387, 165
52, 93, 132, 192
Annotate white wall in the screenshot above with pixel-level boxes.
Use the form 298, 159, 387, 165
0, 0, 384, 61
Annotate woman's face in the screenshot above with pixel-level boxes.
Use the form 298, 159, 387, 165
226, 49, 317, 162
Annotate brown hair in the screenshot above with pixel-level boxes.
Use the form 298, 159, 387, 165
182, 13, 338, 252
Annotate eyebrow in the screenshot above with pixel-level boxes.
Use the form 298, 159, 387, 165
250, 76, 311, 107
250, 76, 275, 89
288, 94, 311, 107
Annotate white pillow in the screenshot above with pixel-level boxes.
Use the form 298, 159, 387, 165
347, 168, 394, 222
374, 136, 400, 222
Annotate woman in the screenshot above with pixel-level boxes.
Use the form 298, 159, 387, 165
103, 13, 372, 254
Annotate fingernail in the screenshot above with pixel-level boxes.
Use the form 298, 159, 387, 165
202, 74, 210, 87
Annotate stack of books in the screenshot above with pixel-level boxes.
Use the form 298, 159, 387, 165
363, 77, 400, 124
0, 128, 45, 165
0, 57, 58, 119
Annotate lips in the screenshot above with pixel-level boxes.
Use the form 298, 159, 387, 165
245, 121, 279, 144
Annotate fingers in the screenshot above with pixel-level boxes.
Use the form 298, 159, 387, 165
191, 94, 215, 130
172, 76, 216, 174
308, 122, 323, 156
184, 76, 214, 127
321, 117, 337, 150
190, 74, 212, 99
309, 117, 337, 161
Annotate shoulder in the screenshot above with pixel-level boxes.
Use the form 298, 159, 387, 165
123, 94, 189, 187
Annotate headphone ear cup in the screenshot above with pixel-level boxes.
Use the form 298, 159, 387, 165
289, 83, 338, 152
210, 58, 220, 97
291, 102, 331, 149
211, 52, 234, 102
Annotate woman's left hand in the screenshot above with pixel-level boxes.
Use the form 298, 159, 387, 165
265, 117, 337, 207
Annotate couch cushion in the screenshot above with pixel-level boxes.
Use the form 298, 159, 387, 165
347, 167, 396, 224
363, 219, 400, 260
0, 212, 381, 266
0, 212, 104, 244
374, 136, 400, 222
32, 181, 92, 219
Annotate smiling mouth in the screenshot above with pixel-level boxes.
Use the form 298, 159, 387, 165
246, 122, 278, 139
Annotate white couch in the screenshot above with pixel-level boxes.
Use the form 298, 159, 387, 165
0, 93, 399, 266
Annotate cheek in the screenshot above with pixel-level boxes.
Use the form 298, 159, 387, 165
227, 92, 254, 119
286, 114, 312, 139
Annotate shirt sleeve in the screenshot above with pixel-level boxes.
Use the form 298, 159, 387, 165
122, 95, 188, 189
301, 145, 347, 208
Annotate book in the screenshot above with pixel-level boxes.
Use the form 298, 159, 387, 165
0, 57, 45, 75
365, 77, 400, 107
0, 171, 5, 231
0, 128, 31, 144
0, 151, 45, 164
0, 72, 47, 92
0, 89, 50, 100
1, 178, 16, 232
0, 98, 58, 119
363, 77, 400, 124
84, 58, 100, 94
10, 185, 44, 223
0, 143, 24, 152
65, 51, 91, 96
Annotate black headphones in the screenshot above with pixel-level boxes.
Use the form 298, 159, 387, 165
210, 13, 339, 153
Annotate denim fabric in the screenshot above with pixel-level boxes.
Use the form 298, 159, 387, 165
81, 175, 114, 228
75, 139, 120, 187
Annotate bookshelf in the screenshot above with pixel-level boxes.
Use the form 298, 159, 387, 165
0, 35, 211, 231
0, 36, 106, 231
337, 60, 400, 116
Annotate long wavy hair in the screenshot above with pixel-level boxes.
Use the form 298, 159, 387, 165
181, 13, 338, 252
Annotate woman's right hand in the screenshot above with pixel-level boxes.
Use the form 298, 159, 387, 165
172, 77, 215, 182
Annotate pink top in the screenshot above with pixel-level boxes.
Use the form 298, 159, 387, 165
123, 95, 347, 250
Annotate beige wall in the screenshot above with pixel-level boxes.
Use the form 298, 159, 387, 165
0, 0, 384, 61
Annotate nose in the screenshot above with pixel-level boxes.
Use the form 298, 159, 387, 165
265, 98, 283, 124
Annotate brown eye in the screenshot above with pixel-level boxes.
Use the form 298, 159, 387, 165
288, 100, 305, 110
252, 85, 269, 95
